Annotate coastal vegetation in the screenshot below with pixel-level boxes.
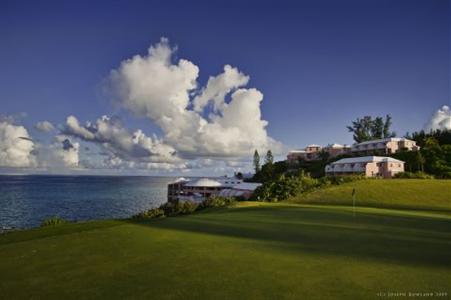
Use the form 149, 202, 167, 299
132, 196, 236, 220
1, 202, 449, 299
40, 216, 69, 227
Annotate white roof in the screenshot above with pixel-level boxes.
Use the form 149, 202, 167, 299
219, 189, 247, 197
326, 143, 351, 148
353, 137, 415, 146
288, 149, 306, 153
330, 156, 404, 165
170, 177, 190, 184
307, 144, 321, 147
185, 178, 223, 187
231, 182, 261, 191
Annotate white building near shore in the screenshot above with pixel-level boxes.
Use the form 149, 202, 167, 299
167, 177, 261, 203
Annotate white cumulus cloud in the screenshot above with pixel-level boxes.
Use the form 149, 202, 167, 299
424, 105, 451, 132
109, 38, 282, 159
0, 120, 36, 168
62, 115, 178, 165
35, 120, 55, 132
193, 64, 249, 112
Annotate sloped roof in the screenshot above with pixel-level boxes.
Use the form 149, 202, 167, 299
171, 177, 189, 183
330, 156, 404, 164
232, 182, 261, 191
353, 137, 416, 146
288, 149, 306, 153
185, 178, 223, 187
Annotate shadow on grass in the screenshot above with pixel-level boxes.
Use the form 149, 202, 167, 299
0, 220, 122, 245
129, 205, 451, 268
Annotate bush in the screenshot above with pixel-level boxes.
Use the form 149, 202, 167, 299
252, 173, 367, 202
323, 175, 366, 185
40, 216, 68, 227
200, 196, 236, 209
132, 208, 165, 220
132, 196, 236, 221
253, 174, 320, 202
394, 172, 434, 179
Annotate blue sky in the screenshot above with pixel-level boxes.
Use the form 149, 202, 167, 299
0, 0, 449, 174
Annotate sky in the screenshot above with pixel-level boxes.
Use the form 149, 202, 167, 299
0, 0, 450, 175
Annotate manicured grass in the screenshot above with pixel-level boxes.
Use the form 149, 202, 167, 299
290, 179, 451, 211
0, 202, 450, 299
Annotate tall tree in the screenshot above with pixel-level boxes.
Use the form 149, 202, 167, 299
383, 114, 396, 138
347, 116, 373, 143
415, 150, 425, 172
347, 114, 396, 143
253, 150, 261, 173
371, 117, 384, 139
264, 150, 274, 165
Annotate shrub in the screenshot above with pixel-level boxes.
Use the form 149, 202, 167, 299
200, 196, 236, 209
394, 172, 434, 179
253, 173, 367, 202
40, 216, 68, 227
253, 174, 317, 202
132, 208, 165, 220
323, 175, 366, 185
132, 195, 239, 221
177, 201, 200, 215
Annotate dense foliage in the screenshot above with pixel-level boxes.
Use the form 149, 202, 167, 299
347, 115, 396, 143
393, 172, 434, 179
132, 196, 236, 220
405, 129, 451, 147
252, 172, 365, 202
391, 136, 451, 178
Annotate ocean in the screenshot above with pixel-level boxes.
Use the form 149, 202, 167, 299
0, 175, 175, 229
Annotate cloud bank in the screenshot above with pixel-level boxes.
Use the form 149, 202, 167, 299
424, 105, 451, 132
110, 38, 282, 159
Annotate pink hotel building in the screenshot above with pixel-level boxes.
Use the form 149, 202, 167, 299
287, 138, 419, 178
325, 156, 405, 178
287, 138, 420, 163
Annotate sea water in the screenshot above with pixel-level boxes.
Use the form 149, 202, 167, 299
0, 175, 175, 229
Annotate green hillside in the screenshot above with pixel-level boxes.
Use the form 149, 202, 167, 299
290, 179, 451, 211
1, 202, 450, 299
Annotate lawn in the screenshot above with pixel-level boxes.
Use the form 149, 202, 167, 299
0, 202, 450, 299
290, 179, 451, 211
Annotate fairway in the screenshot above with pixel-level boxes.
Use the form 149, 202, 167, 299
0, 203, 450, 299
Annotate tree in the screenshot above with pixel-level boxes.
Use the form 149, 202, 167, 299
406, 129, 451, 147
347, 116, 373, 143
415, 151, 425, 172
383, 114, 396, 138
253, 150, 260, 173
371, 117, 384, 139
264, 150, 274, 165
347, 114, 396, 143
